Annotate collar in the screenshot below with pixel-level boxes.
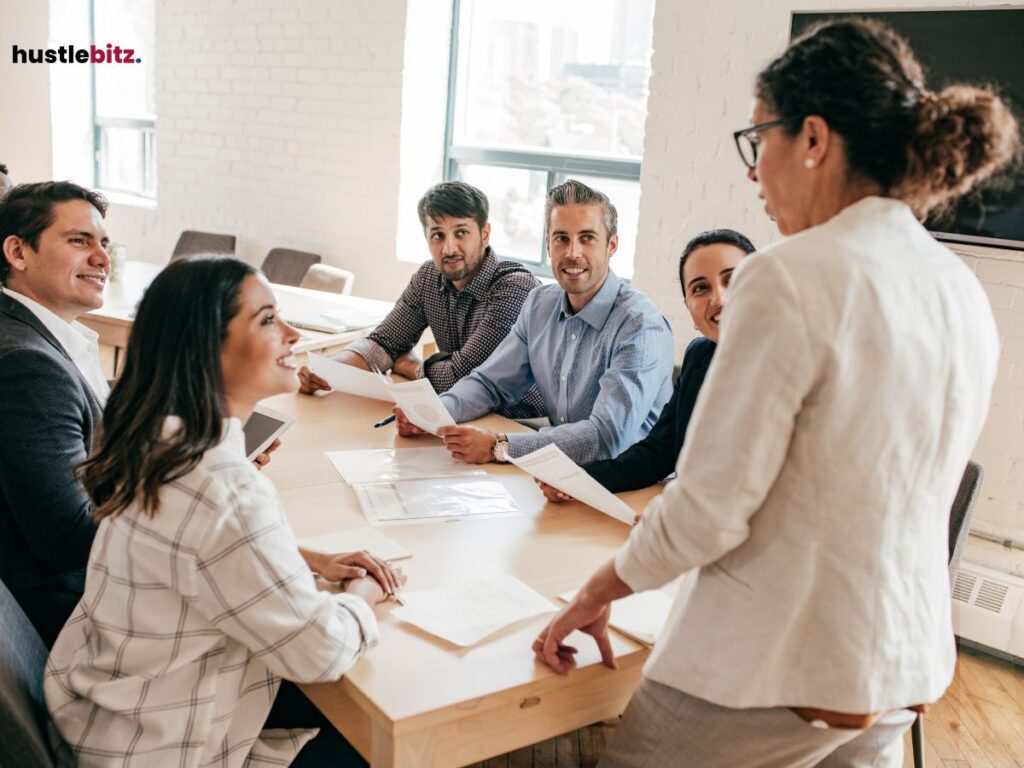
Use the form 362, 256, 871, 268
559, 270, 622, 330
1, 286, 98, 360
439, 247, 498, 299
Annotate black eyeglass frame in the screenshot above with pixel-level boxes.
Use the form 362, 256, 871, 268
732, 118, 803, 170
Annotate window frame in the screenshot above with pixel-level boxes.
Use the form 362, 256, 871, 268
443, 0, 644, 277
90, 0, 157, 199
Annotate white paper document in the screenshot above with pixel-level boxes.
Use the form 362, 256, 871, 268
559, 588, 673, 646
307, 353, 394, 402
393, 575, 557, 647
299, 526, 412, 562
354, 476, 519, 524
509, 444, 636, 525
386, 378, 456, 434
326, 447, 485, 486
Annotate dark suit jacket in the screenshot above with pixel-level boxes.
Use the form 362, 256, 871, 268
584, 337, 716, 493
0, 293, 100, 631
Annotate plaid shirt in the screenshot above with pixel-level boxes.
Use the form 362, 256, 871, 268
347, 248, 547, 419
44, 418, 378, 767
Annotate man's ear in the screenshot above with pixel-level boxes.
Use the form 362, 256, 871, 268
607, 232, 619, 258
2, 235, 28, 278
480, 222, 491, 249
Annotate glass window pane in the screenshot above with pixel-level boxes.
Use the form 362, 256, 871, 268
94, 0, 156, 118
99, 127, 145, 193
458, 164, 548, 266
560, 175, 639, 279
453, 0, 654, 157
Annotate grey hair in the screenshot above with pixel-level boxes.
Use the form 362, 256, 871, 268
544, 179, 618, 241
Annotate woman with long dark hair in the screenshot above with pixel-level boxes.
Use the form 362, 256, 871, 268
534, 18, 1019, 767
44, 258, 396, 767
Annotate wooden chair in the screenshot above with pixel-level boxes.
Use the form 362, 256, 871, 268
261, 248, 321, 287
170, 230, 236, 261
911, 460, 984, 768
299, 263, 355, 295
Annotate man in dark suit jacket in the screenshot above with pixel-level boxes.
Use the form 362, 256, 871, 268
0, 181, 111, 647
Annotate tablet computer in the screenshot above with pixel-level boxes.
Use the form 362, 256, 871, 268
244, 404, 296, 461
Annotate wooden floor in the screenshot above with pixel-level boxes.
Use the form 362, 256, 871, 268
467, 646, 1024, 768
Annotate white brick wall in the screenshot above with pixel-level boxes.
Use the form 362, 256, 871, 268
635, 0, 1024, 547
105, 0, 417, 299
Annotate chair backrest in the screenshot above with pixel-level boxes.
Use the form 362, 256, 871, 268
299, 263, 355, 296
0, 580, 57, 767
170, 230, 237, 262
948, 460, 983, 586
261, 248, 322, 287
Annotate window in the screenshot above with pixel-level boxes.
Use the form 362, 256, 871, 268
91, 0, 157, 197
445, 0, 655, 278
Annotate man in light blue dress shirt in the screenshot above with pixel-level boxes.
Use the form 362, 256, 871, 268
396, 179, 674, 465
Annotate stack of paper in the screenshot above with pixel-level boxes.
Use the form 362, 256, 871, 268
326, 447, 485, 486
299, 526, 412, 562
354, 476, 519, 524
558, 588, 673, 646
393, 575, 556, 646
509, 444, 636, 525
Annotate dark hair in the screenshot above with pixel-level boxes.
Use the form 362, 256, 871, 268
678, 229, 756, 283
545, 179, 618, 241
81, 257, 257, 520
417, 181, 489, 230
0, 163, 8, 175
0, 181, 108, 285
756, 17, 1020, 218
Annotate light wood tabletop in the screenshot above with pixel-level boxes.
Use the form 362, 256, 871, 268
258, 382, 662, 767
82, 261, 395, 355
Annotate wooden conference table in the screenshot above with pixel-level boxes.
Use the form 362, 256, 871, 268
82, 261, 396, 356
259, 385, 663, 767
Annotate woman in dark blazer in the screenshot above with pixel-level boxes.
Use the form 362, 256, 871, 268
539, 228, 755, 500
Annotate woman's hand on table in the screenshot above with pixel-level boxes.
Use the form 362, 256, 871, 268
300, 547, 404, 598
535, 479, 573, 503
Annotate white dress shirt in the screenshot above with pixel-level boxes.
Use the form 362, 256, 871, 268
615, 197, 998, 713
44, 418, 378, 766
1, 287, 110, 403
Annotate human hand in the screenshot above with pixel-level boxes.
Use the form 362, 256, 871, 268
536, 479, 573, 503
532, 590, 617, 676
394, 406, 427, 437
252, 439, 282, 471
438, 425, 497, 464
298, 366, 331, 395
392, 350, 423, 380
316, 550, 404, 598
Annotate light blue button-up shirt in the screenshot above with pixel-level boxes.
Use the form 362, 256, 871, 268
440, 271, 674, 464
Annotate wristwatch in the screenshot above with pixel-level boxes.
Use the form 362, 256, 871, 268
492, 433, 510, 463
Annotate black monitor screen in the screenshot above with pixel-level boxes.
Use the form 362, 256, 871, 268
791, 10, 1024, 250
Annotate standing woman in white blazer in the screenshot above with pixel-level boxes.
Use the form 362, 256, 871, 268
534, 18, 1020, 768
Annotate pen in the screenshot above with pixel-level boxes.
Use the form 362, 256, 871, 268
374, 414, 396, 429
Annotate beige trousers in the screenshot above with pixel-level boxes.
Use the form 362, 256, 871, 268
598, 678, 916, 768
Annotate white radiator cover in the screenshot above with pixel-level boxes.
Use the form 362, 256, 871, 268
952, 560, 1024, 661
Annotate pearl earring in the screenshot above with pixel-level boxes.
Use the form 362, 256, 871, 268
804, 158, 816, 169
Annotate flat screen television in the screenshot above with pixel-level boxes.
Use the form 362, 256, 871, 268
791, 10, 1024, 251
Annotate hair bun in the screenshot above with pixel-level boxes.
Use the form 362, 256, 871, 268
899, 84, 1020, 217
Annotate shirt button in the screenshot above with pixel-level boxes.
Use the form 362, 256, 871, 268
571, 334, 577, 340
560, 417, 566, 422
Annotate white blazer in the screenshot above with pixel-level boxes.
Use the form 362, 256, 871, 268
616, 196, 998, 712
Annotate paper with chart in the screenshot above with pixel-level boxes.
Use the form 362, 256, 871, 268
308, 353, 394, 402
559, 588, 673, 646
387, 378, 456, 434
509, 444, 636, 525
326, 446, 485, 486
392, 575, 557, 647
354, 476, 519, 524
299, 526, 412, 562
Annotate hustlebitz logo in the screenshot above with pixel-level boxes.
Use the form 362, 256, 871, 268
12, 44, 141, 64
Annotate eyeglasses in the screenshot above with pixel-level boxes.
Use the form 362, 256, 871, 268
732, 118, 800, 170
